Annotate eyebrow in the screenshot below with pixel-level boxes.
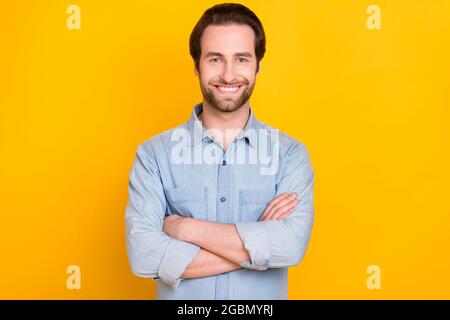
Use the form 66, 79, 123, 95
204, 51, 253, 58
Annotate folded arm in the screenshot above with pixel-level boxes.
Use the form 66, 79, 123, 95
126, 140, 314, 288
181, 248, 242, 279
167, 217, 252, 267
167, 142, 315, 271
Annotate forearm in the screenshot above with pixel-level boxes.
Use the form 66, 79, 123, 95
181, 248, 242, 279
181, 218, 251, 265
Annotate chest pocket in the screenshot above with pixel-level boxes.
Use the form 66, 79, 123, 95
164, 185, 208, 220
239, 188, 275, 222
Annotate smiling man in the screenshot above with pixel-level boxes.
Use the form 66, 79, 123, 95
125, 3, 315, 300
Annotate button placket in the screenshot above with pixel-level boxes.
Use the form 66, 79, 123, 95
215, 150, 231, 300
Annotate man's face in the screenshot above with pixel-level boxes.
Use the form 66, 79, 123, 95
196, 24, 259, 113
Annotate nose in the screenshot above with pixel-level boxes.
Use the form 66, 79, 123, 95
221, 61, 237, 83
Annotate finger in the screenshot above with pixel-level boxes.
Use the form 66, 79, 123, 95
271, 207, 295, 221
259, 192, 290, 221
264, 192, 290, 214
271, 200, 299, 220
263, 193, 298, 220
260, 194, 293, 221
266, 199, 298, 220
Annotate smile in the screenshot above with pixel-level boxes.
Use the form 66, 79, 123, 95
213, 85, 242, 95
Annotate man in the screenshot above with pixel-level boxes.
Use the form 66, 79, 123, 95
125, 3, 314, 300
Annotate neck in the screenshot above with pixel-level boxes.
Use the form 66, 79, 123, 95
198, 100, 251, 149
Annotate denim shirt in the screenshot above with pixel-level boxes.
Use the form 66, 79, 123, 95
125, 103, 315, 300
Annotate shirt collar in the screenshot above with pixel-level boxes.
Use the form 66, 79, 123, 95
187, 103, 257, 149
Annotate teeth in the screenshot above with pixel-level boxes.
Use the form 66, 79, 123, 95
217, 86, 239, 92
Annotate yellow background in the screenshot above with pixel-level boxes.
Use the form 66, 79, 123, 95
1, 0, 449, 299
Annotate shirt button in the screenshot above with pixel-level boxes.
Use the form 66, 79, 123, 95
222, 160, 226, 166
220, 197, 226, 202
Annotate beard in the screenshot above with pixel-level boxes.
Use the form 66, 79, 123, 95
200, 78, 256, 113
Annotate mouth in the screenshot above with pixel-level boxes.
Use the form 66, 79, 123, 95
213, 84, 243, 95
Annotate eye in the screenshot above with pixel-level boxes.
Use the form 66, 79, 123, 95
238, 57, 249, 63
210, 57, 222, 63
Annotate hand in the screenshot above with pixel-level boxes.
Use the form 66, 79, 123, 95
259, 192, 299, 221
163, 214, 187, 240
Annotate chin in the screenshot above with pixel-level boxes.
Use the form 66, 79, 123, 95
216, 102, 243, 113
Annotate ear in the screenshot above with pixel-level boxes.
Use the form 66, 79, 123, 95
194, 63, 199, 76
256, 61, 262, 75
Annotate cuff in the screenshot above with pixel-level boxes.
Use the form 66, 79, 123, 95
157, 237, 200, 289
235, 222, 270, 271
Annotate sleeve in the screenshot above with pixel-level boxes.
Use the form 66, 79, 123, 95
235, 142, 315, 270
125, 143, 200, 289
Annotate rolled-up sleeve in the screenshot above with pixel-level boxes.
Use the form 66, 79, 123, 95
125, 143, 200, 289
235, 142, 314, 270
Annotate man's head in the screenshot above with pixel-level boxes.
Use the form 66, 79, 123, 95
189, 3, 266, 113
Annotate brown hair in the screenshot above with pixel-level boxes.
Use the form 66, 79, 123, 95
189, 3, 266, 73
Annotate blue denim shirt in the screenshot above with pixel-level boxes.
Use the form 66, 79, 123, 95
125, 103, 314, 300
